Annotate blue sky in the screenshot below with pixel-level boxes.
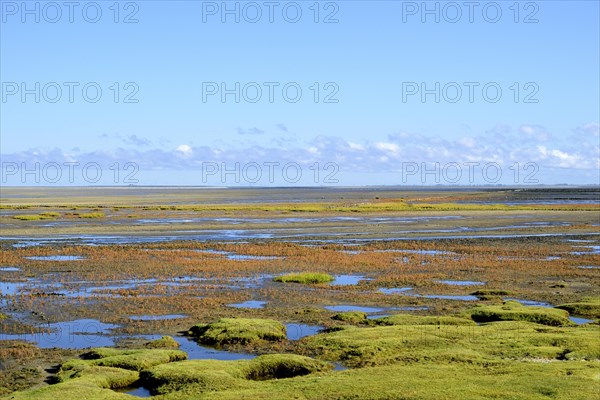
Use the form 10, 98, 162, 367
1, 0, 599, 186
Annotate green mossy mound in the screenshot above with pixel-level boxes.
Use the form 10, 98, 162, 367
145, 336, 180, 349
244, 354, 332, 381
303, 321, 599, 367
274, 273, 334, 284
62, 348, 187, 372
5, 348, 186, 399
556, 297, 600, 319
6, 366, 138, 399
471, 289, 512, 300
372, 314, 476, 326
469, 301, 574, 326
331, 311, 367, 324
471, 289, 512, 296
5, 317, 599, 400
8, 361, 599, 400
140, 354, 332, 395
188, 318, 287, 345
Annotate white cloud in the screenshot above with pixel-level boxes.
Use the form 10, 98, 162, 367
348, 142, 365, 151
175, 144, 193, 158
2, 124, 598, 183
236, 127, 265, 135
374, 142, 400, 154
519, 125, 551, 141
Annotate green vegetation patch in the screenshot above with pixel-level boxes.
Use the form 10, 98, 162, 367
12, 213, 59, 221
7, 366, 138, 400
471, 289, 512, 299
274, 273, 334, 284
189, 361, 600, 400
469, 301, 574, 326
76, 212, 105, 219
5, 320, 599, 399
244, 354, 332, 381
7, 361, 599, 400
62, 348, 187, 372
188, 318, 286, 345
372, 314, 476, 326
556, 297, 600, 319
303, 320, 599, 367
140, 354, 332, 395
331, 311, 367, 324
145, 336, 180, 349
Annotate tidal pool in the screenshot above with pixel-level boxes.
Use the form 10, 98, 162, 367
228, 300, 267, 309
5, 231, 600, 247
25, 255, 86, 261
173, 336, 255, 361
379, 287, 413, 295
129, 314, 187, 321
375, 249, 454, 255
226, 254, 283, 261
12, 241, 44, 248
436, 280, 486, 286
571, 245, 600, 255
331, 275, 370, 286
0, 281, 30, 296
423, 294, 479, 301
388, 289, 479, 301
325, 305, 387, 313
0, 319, 119, 349
366, 314, 391, 320
195, 249, 282, 261
285, 323, 323, 340
504, 298, 553, 307
114, 386, 152, 398
569, 316, 594, 325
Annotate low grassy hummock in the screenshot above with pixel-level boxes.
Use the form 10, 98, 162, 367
188, 318, 287, 345
471, 289, 512, 300
76, 212, 105, 219
274, 273, 334, 284
468, 301, 574, 327
12, 213, 59, 221
62, 348, 187, 372
303, 319, 599, 368
331, 311, 367, 324
372, 314, 476, 326
556, 297, 600, 319
5, 347, 186, 400
144, 336, 180, 349
5, 317, 600, 399
140, 354, 332, 396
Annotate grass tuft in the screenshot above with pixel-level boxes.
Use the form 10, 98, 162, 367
140, 354, 331, 395
556, 297, 600, 319
372, 314, 476, 326
468, 301, 574, 327
331, 311, 367, 324
64, 348, 187, 372
144, 336, 180, 349
274, 273, 334, 284
188, 318, 287, 345
12, 213, 58, 221
77, 212, 105, 219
